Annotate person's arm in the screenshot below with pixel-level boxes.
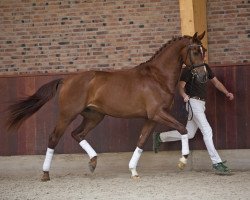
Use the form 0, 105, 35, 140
210, 77, 234, 100
178, 81, 189, 102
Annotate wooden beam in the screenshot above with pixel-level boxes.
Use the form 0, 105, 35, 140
179, 0, 208, 60
179, 0, 195, 36
193, 0, 208, 50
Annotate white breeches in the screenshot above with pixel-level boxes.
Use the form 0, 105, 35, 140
160, 98, 222, 164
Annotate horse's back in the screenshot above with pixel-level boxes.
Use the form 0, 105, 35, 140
58, 67, 173, 118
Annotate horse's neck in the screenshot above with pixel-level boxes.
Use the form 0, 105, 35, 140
152, 40, 187, 73
148, 40, 187, 93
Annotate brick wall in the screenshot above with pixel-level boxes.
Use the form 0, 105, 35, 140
207, 0, 250, 64
0, 0, 180, 75
0, 0, 249, 75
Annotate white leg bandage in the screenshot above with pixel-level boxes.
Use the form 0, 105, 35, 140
42, 148, 54, 172
181, 134, 189, 155
79, 140, 97, 159
129, 147, 143, 170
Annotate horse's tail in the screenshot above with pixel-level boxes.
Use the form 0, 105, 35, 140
6, 78, 63, 131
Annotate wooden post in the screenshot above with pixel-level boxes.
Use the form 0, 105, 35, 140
179, 0, 208, 61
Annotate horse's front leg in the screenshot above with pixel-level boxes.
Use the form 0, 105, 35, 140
153, 109, 189, 169
129, 120, 156, 179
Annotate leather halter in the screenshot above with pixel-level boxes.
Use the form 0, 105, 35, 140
186, 44, 205, 70
184, 43, 208, 83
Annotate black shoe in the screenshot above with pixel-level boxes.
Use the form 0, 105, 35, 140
153, 132, 162, 153
212, 161, 231, 175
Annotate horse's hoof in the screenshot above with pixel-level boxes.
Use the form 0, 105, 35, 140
178, 161, 186, 170
89, 156, 97, 173
178, 156, 187, 170
131, 175, 140, 180
41, 171, 50, 182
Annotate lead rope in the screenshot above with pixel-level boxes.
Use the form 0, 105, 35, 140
187, 100, 193, 121
187, 72, 195, 121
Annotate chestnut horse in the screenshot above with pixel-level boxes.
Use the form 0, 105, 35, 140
7, 32, 206, 181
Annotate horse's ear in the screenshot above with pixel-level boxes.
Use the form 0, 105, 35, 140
192, 32, 198, 42
198, 31, 206, 41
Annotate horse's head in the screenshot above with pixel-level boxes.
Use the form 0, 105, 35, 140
181, 31, 208, 83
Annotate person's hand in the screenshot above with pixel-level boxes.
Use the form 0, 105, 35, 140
183, 95, 190, 102
226, 92, 234, 100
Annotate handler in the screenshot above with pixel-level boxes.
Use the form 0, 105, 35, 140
153, 63, 234, 174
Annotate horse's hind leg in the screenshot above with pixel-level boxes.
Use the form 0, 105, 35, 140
41, 114, 76, 182
71, 109, 104, 173
129, 120, 156, 179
